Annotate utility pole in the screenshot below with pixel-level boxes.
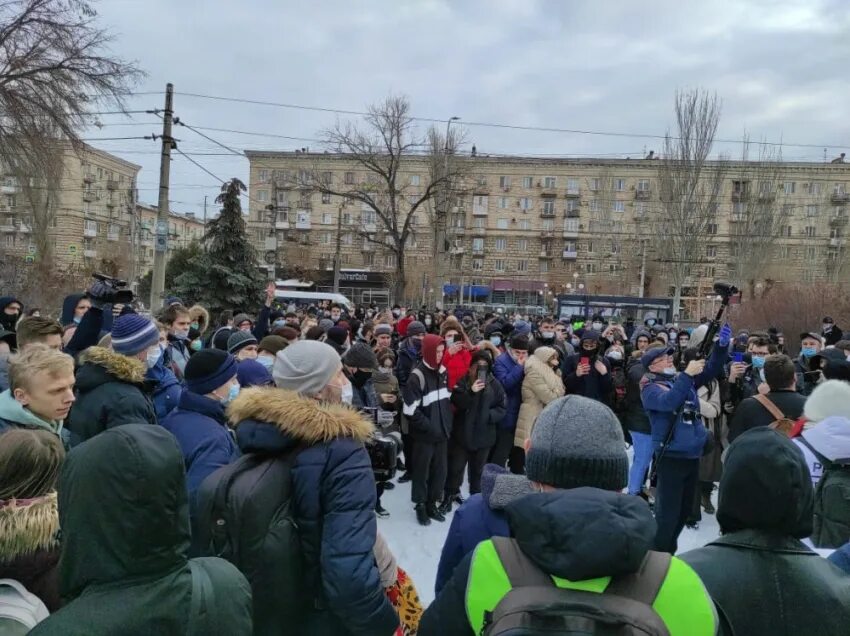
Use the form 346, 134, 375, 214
434, 116, 459, 310
150, 83, 174, 310
638, 239, 647, 298
332, 201, 344, 293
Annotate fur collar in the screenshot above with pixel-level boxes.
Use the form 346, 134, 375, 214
227, 387, 374, 444
79, 346, 146, 384
0, 492, 59, 560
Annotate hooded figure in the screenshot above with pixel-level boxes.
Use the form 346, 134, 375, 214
562, 330, 613, 405
0, 295, 22, 333
680, 427, 850, 636
29, 424, 251, 636
514, 346, 564, 451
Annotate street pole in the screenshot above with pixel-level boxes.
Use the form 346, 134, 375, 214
434, 116, 459, 310
639, 239, 647, 298
333, 202, 344, 293
150, 83, 174, 310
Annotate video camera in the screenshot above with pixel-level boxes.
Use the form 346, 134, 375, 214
361, 407, 400, 482
89, 273, 134, 305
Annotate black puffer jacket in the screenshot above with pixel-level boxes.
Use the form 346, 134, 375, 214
451, 370, 507, 451
402, 362, 453, 442
621, 354, 650, 434
680, 427, 850, 636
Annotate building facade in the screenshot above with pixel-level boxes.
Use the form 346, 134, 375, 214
245, 150, 850, 316
134, 203, 206, 280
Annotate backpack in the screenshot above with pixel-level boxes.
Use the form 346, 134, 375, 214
192, 448, 305, 634
753, 394, 795, 436
0, 579, 49, 635
804, 442, 850, 549
483, 537, 672, 636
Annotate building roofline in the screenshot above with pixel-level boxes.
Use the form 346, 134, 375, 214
136, 202, 206, 224
81, 142, 142, 172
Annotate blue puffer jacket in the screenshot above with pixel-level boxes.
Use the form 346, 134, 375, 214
493, 351, 524, 430
224, 387, 398, 636
147, 349, 182, 420
434, 464, 534, 594
640, 344, 727, 459
160, 390, 239, 502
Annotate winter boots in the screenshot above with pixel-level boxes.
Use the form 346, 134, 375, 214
701, 492, 715, 514
415, 504, 430, 526
426, 502, 445, 523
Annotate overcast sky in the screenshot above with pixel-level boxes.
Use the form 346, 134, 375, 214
90, 0, 850, 216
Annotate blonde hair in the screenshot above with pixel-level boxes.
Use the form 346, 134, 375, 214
0, 428, 65, 499
8, 344, 75, 393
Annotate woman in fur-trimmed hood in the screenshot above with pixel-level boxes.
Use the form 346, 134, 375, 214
65, 344, 158, 447
194, 340, 399, 636
0, 429, 65, 613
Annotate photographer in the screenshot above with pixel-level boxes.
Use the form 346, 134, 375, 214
63, 275, 133, 360
795, 332, 825, 396
562, 330, 613, 407
726, 337, 772, 415
640, 323, 732, 554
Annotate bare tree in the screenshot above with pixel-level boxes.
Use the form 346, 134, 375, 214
656, 88, 727, 316
726, 137, 790, 298
306, 96, 462, 302
0, 0, 143, 267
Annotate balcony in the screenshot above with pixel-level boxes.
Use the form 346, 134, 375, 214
635, 189, 651, 201
830, 215, 848, 227
729, 214, 745, 223
565, 188, 581, 198
731, 191, 749, 202
472, 246, 484, 255
565, 209, 580, 219
472, 206, 488, 217
18, 224, 31, 234
540, 210, 555, 218
758, 190, 776, 201
473, 183, 490, 195
830, 238, 845, 248
83, 226, 97, 238
450, 247, 465, 255
362, 241, 376, 252
83, 249, 97, 259
562, 249, 578, 259
274, 221, 290, 230
362, 222, 377, 233
471, 226, 487, 236
832, 192, 850, 204
451, 227, 466, 235
83, 191, 96, 202
141, 238, 153, 248
106, 180, 119, 190
83, 173, 95, 183
0, 222, 15, 232
295, 220, 312, 230
563, 227, 579, 239
539, 250, 553, 259
105, 199, 116, 208
540, 229, 555, 239
107, 231, 120, 242
538, 181, 557, 196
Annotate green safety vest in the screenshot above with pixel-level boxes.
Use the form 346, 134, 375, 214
465, 539, 717, 636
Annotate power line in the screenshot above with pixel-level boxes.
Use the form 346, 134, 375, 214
174, 148, 225, 184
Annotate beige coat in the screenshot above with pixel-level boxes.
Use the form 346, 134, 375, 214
514, 347, 565, 447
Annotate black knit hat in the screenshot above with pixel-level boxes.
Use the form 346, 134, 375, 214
185, 349, 237, 395
509, 334, 529, 351
342, 342, 378, 369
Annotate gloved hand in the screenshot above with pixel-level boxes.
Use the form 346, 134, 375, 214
718, 323, 732, 348
86, 280, 113, 309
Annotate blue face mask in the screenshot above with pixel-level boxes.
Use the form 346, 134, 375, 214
273, 320, 286, 329
662, 367, 677, 376
801, 347, 818, 358
73, 316, 81, 325
751, 355, 766, 369
490, 336, 502, 347
258, 355, 274, 370
190, 340, 202, 352
219, 382, 240, 405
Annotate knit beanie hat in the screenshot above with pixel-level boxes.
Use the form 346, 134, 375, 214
232, 313, 253, 329
211, 326, 233, 351
258, 335, 287, 355
111, 313, 160, 356
185, 349, 237, 395
407, 321, 426, 337
512, 320, 532, 337
227, 330, 258, 354
342, 342, 378, 369
326, 326, 349, 347
235, 358, 274, 388
374, 323, 393, 336
526, 395, 628, 491
273, 340, 342, 395
305, 325, 325, 341
318, 318, 334, 332
509, 334, 530, 351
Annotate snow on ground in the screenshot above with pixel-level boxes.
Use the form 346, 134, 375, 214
378, 471, 721, 606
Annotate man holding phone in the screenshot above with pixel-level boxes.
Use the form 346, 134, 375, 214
562, 330, 614, 407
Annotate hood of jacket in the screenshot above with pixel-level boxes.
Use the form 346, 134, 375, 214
228, 386, 374, 454
57, 424, 189, 600
0, 492, 59, 562
717, 426, 813, 538
75, 346, 147, 392
422, 333, 443, 369
803, 379, 850, 423
505, 488, 655, 581
801, 416, 850, 462
488, 471, 535, 511
60, 294, 85, 327
531, 346, 557, 366
0, 296, 20, 332
0, 389, 61, 434
479, 463, 507, 502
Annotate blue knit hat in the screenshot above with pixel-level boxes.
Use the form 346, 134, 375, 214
111, 313, 160, 355
185, 349, 237, 395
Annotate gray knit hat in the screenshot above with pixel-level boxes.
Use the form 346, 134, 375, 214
318, 318, 334, 332
273, 340, 341, 395
227, 330, 258, 354
407, 321, 426, 337
526, 395, 628, 491
342, 342, 377, 369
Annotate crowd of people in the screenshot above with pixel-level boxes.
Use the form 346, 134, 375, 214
1, 283, 850, 634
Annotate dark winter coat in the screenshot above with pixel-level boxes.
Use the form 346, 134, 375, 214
402, 362, 453, 442
823, 324, 844, 347
621, 354, 650, 434
216, 387, 398, 636
728, 389, 806, 443
65, 347, 157, 447
167, 335, 192, 378
0, 493, 61, 612
394, 338, 420, 388
146, 350, 182, 420
793, 357, 819, 397
160, 390, 240, 503
30, 424, 252, 636
492, 351, 524, 431
562, 351, 613, 405
680, 427, 850, 636
422, 487, 716, 636
434, 465, 532, 594
450, 372, 506, 451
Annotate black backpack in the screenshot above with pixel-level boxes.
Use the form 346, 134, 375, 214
483, 537, 672, 636
192, 448, 305, 635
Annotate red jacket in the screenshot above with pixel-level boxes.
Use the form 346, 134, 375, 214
442, 347, 472, 391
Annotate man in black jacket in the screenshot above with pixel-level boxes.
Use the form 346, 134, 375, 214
402, 332, 453, 525
729, 354, 806, 442
822, 316, 843, 347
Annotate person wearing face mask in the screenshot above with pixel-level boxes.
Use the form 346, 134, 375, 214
483, 323, 505, 353
640, 324, 732, 554
403, 334, 454, 526
145, 322, 182, 421
227, 330, 259, 362
513, 347, 565, 475
726, 336, 772, 415
821, 316, 843, 346
395, 321, 426, 389
162, 304, 193, 377
491, 334, 529, 473
196, 339, 399, 636
529, 317, 567, 358
423, 313, 437, 334
256, 335, 287, 372
440, 322, 473, 391
60, 294, 89, 328
589, 314, 606, 334
65, 312, 158, 447
0, 296, 22, 333
562, 331, 614, 407
795, 332, 825, 396
160, 349, 241, 503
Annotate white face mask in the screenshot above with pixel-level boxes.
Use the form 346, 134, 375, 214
607, 350, 623, 361
146, 345, 162, 369
662, 367, 676, 376
592, 322, 603, 331
341, 381, 353, 405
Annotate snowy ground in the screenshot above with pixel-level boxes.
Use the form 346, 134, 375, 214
378, 467, 721, 606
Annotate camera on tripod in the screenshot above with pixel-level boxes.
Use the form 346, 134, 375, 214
713, 281, 739, 302
90, 273, 135, 305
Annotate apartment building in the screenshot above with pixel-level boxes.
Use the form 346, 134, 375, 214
0, 143, 141, 275
244, 150, 850, 315
134, 203, 206, 279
